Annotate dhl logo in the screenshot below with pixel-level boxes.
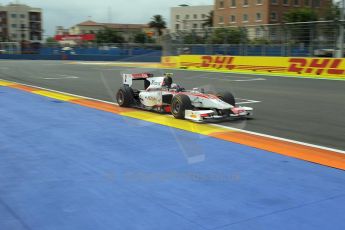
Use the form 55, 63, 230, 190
288, 58, 345, 75
163, 57, 170, 63
201, 56, 235, 70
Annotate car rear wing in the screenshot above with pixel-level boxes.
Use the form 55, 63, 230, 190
122, 73, 153, 86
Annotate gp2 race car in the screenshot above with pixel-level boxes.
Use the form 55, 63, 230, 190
116, 73, 253, 122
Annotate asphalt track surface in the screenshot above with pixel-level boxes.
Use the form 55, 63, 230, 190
0, 60, 344, 150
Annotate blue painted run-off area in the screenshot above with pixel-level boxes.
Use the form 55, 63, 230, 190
0, 86, 345, 230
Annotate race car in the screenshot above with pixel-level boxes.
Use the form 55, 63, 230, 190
116, 73, 253, 122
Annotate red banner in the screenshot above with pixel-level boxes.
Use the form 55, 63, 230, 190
54, 34, 96, 41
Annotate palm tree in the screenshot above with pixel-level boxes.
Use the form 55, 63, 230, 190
149, 15, 167, 37
202, 11, 214, 28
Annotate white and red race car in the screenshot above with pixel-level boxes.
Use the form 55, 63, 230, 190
116, 73, 253, 122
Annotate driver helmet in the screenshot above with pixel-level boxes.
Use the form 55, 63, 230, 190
163, 76, 173, 88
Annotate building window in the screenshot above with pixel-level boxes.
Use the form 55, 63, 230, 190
176, 15, 180, 20
231, 0, 237, 7
270, 12, 278, 21
193, 14, 197, 19
202, 14, 206, 19
185, 14, 190, 19
175, 24, 180, 30
243, 14, 248, 22
243, 0, 249, 6
283, 0, 289, 5
313, 0, 320, 7
271, 0, 278, 4
20, 14, 25, 19
193, 24, 198, 29
294, 0, 299, 5
230, 15, 236, 23
219, 0, 225, 8
11, 13, 16, 18
219, 16, 224, 23
11, 24, 17, 28
256, 13, 262, 21
12, 33, 17, 38
257, 0, 263, 4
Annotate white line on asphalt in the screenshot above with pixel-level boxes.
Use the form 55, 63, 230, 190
1, 77, 344, 155
236, 100, 261, 105
44, 74, 79, 80
235, 98, 261, 104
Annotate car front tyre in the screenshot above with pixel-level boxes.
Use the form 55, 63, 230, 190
171, 94, 193, 119
216, 91, 235, 106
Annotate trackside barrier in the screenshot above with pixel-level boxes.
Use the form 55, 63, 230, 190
0, 54, 161, 62
161, 56, 181, 68
161, 55, 345, 79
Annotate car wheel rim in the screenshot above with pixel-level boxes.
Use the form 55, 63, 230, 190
117, 91, 124, 104
173, 101, 180, 114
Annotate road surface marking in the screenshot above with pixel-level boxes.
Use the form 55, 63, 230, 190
44, 74, 79, 80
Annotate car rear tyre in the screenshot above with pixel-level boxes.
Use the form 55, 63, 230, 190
171, 94, 193, 119
116, 86, 134, 107
216, 91, 235, 106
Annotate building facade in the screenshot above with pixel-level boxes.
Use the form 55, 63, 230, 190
170, 5, 213, 33
56, 20, 153, 43
213, 0, 332, 27
0, 3, 42, 42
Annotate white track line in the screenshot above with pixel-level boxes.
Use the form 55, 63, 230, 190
44, 74, 79, 80
236, 100, 261, 105
236, 98, 261, 105
1, 77, 344, 154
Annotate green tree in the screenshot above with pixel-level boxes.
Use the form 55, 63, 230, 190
202, 11, 214, 28
134, 33, 147, 43
210, 28, 246, 44
96, 28, 125, 43
46, 37, 58, 44
148, 15, 167, 37
133, 33, 155, 44
283, 8, 318, 44
324, 2, 340, 20
183, 32, 205, 44
283, 8, 318, 22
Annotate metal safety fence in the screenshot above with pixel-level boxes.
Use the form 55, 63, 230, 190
162, 20, 343, 57
1, 21, 343, 59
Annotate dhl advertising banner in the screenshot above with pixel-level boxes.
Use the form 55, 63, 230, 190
162, 55, 345, 79
161, 56, 180, 68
